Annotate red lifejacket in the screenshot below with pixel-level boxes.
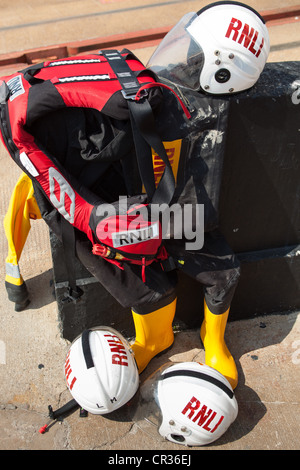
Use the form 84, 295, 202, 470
0, 49, 189, 287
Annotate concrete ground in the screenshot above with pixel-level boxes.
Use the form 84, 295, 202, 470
0, 0, 299, 452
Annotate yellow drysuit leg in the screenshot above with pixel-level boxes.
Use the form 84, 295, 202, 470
3, 172, 41, 311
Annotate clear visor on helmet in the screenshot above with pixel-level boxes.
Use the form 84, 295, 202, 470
147, 12, 204, 91
130, 363, 171, 442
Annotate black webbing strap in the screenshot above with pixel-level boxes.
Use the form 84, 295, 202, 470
102, 49, 175, 206
128, 102, 156, 200
61, 217, 83, 303
101, 50, 142, 98
81, 329, 95, 369
128, 98, 175, 206
160, 369, 234, 399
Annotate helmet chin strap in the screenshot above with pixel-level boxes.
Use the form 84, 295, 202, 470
39, 399, 83, 435
81, 329, 95, 370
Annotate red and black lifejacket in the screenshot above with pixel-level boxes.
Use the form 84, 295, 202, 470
0, 49, 189, 296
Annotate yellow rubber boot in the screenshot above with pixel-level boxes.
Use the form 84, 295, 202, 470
131, 298, 177, 374
200, 300, 238, 389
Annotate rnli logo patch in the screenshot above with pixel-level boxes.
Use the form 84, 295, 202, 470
112, 222, 159, 248
7, 75, 25, 101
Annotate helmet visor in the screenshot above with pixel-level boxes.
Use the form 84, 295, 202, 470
147, 12, 204, 91
129, 363, 174, 442
133, 363, 167, 422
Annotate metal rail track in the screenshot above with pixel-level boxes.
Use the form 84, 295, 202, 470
0, 5, 299, 69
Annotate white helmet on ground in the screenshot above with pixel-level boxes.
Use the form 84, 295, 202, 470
64, 326, 139, 414
136, 361, 238, 446
148, 1, 270, 94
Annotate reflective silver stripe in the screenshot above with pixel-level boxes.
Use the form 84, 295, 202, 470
5, 262, 21, 279
48, 59, 102, 66
58, 74, 110, 83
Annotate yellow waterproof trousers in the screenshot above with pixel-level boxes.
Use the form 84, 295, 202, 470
3, 172, 41, 310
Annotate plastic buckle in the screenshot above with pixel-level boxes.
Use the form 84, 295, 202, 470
121, 88, 148, 101
62, 286, 83, 303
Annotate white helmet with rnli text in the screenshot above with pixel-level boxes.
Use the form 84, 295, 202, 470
136, 361, 238, 446
148, 1, 270, 94
64, 326, 139, 414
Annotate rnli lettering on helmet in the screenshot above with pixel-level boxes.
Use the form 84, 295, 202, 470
64, 351, 77, 391
225, 17, 265, 57
181, 396, 225, 433
104, 334, 129, 366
